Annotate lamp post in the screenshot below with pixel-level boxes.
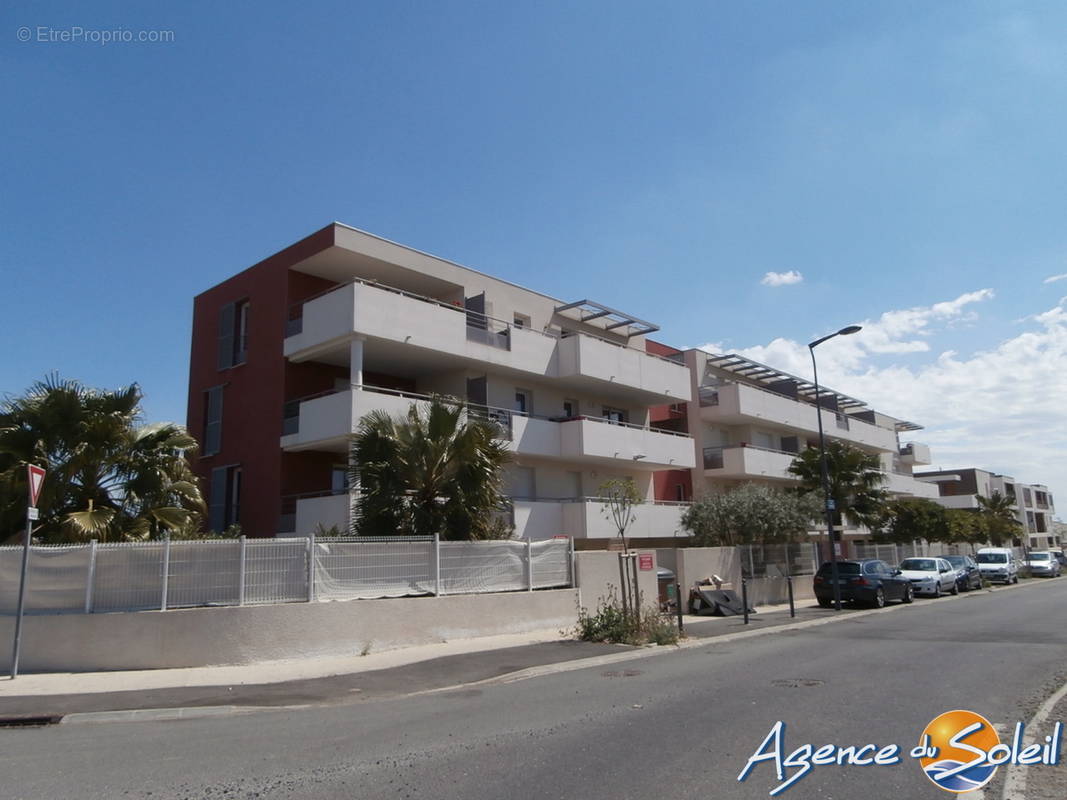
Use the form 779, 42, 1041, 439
809, 324, 862, 611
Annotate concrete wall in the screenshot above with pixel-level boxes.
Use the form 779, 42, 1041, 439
656, 547, 742, 594
575, 550, 659, 611
0, 589, 579, 673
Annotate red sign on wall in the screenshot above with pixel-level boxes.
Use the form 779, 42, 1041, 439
638, 554, 654, 571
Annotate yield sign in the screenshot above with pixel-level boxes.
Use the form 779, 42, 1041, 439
27, 465, 45, 507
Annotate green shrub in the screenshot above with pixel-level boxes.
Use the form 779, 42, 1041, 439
572, 588, 682, 646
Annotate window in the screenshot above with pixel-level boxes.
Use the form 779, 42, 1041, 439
331, 466, 349, 494
217, 299, 249, 369
513, 314, 530, 329
603, 406, 627, 424
514, 389, 531, 415
675, 484, 685, 502
562, 399, 578, 418
203, 386, 223, 456
208, 465, 241, 532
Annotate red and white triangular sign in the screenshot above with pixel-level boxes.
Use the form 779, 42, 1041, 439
27, 465, 46, 508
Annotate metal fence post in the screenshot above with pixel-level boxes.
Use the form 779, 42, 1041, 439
237, 535, 246, 607
569, 536, 576, 589
526, 537, 534, 592
434, 532, 442, 597
787, 575, 795, 618
675, 583, 684, 633
160, 534, 171, 612
84, 539, 98, 614
307, 533, 316, 603
742, 578, 749, 625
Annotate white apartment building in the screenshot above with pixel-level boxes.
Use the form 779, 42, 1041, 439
202, 223, 696, 541
681, 349, 939, 537
915, 468, 1059, 549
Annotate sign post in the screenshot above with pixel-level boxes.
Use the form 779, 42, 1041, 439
10, 465, 45, 679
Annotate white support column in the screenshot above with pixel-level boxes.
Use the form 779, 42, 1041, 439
434, 533, 442, 597
160, 534, 171, 612
237, 535, 247, 606
350, 337, 364, 388
526, 537, 534, 592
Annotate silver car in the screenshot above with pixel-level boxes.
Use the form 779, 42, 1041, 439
1025, 551, 1062, 577
898, 557, 959, 597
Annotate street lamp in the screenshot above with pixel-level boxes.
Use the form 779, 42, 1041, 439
809, 324, 862, 611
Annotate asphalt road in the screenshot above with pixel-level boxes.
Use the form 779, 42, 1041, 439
4, 579, 1067, 800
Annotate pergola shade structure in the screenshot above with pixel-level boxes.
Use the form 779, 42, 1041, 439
554, 299, 660, 338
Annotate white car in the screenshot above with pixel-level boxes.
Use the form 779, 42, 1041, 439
898, 557, 959, 597
1025, 551, 1061, 578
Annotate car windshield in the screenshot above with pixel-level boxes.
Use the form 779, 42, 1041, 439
977, 553, 1007, 564
901, 558, 937, 571
1030, 553, 1050, 561
944, 556, 965, 566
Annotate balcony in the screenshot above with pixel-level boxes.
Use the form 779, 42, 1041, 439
284, 279, 558, 375
700, 381, 899, 452
702, 444, 798, 482
555, 331, 691, 403
899, 442, 932, 465
281, 386, 694, 469
930, 494, 980, 510
878, 471, 941, 499
558, 416, 695, 470
508, 496, 702, 540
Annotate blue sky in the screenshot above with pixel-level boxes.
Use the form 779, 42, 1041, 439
3, 1, 1066, 508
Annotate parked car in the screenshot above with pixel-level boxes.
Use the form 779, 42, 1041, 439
976, 547, 1019, 584
1050, 549, 1067, 569
1024, 551, 1061, 578
943, 554, 983, 591
898, 557, 958, 597
813, 559, 913, 608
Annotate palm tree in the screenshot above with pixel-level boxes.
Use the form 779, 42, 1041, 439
976, 491, 1023, 549
350, 397, 512, 540
0, 375, 205, 543
788, 440, 888, 530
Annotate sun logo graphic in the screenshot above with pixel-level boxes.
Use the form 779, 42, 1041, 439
917, 710, 1000, 793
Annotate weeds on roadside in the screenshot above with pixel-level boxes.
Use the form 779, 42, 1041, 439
571, 586, 682, 646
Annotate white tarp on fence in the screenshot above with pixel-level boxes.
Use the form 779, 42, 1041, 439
0, 536, 574, 614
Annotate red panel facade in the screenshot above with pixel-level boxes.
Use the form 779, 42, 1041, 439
645, 339, 693, 502
186, 225, 336, 537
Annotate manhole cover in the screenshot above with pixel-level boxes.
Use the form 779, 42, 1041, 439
771, 678, 825, 688
601, 669, 643, 678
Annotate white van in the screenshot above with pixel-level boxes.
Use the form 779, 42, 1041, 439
976, 547, 1018, 584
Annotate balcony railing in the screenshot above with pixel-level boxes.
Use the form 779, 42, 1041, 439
702, 443, 800, 470
281, 384, 694, 442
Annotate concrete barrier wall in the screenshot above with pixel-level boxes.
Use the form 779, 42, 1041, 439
660, 547, 741, 594
0, 589, 579, 673
575, 551, 658, 611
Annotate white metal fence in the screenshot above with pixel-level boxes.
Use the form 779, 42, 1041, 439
0, 536, 574, 615
737, 543, 820, 579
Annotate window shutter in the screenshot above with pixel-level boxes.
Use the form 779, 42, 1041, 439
217, 302, 235, 369
208, 467, 229, 533
204, 386, 223, 455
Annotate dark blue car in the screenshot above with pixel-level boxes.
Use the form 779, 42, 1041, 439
813, 559, 914, 608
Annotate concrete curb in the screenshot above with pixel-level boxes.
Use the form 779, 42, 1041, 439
60, 704, 289, 725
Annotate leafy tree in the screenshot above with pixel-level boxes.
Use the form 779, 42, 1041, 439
874, 498, 948, 544
788, 441, 888, 529
598, 477, 642, 551
944, 509, 989, 551
350, 397, 512, 540
0, 375, 204, 543
681, 483, 822, 547
976, 491, 1023, 548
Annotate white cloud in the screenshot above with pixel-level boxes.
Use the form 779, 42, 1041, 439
1043, 273, 1067, 284
711, 290, 1067, 503
760, 270, 804, 287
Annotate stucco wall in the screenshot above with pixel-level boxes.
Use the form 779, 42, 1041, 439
0, 589, 579, 673
575, 550, 659, 611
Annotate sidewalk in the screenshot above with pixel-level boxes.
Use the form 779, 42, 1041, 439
0, 601, 836, 720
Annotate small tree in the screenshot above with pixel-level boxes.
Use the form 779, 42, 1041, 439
598, 478, 642, 552
681, 484, 822, 547
944, 509, 989, 553
874, 498, 948, 546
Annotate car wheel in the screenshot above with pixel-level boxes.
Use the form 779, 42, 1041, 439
873, 588, 886, 608
1013, 575, 1019, 584
950, 581, 959, 596
817, 597, 833, 608
933, 582, 941, 597
902, 585, 913, 604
